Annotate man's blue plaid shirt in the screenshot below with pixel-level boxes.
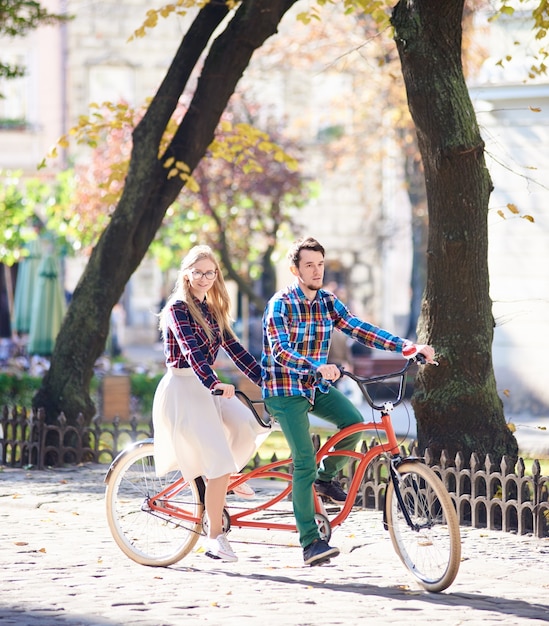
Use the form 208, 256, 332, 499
261, 282, 408, 403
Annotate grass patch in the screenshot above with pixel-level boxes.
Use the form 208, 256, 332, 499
255, 432, 549, 478
255, 428, 335, 464
521, 457, 549, 476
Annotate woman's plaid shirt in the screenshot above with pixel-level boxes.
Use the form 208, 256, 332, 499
261, 283, 408, 403
164, 298, 261, 390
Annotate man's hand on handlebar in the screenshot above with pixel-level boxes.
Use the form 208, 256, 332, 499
403, 343, 438, 365
316, 363, 342, 382
212, 382, 236, 398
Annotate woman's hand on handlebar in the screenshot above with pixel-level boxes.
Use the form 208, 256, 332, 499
212, 382, 236, 398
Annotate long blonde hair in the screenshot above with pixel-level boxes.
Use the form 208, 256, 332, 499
158, 245, 236, 342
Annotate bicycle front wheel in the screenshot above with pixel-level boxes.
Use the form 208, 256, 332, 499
385, 460, 461, 592
105, 441, 203, 567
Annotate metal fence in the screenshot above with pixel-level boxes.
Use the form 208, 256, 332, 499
0, 405, 152, 469
353, 440, 549, 539
1, 405, 548, 538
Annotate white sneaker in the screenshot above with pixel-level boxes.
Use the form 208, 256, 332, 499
230, 475, 255, 499
205, 534, 238, 562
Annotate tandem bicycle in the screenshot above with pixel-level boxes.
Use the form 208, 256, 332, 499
104, 355, 461, 592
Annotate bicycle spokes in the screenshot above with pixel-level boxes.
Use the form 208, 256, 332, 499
385, 461, 461, 592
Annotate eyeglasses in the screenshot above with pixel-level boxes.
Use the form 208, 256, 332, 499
190, 269, 217, 280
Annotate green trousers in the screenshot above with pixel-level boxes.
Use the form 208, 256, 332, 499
264, 387, 363, 548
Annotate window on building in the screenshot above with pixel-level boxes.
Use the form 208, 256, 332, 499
88, 64, 135, 105
0, 51, 29, 129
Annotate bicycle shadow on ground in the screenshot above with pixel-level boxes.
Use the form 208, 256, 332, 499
176, 566, 549, 623
0, 607, 120, 626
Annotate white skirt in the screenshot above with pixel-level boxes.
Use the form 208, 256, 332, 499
152, 367, 269, 479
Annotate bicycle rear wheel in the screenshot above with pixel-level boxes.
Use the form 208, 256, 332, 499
385, 460, 461, 592
105, 441, 203, 566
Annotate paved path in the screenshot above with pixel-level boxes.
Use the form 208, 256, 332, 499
1, 464, 548, 626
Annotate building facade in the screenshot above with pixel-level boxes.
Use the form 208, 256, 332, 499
1, 2, 548, 411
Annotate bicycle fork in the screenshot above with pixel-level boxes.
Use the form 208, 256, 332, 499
383, 456, 422, 532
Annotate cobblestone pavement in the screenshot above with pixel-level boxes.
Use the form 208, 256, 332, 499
0, 464, 548, 626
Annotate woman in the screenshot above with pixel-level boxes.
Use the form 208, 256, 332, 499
153, 245, 266, 563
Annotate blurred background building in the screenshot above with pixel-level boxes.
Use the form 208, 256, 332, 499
1, 1, 548, 412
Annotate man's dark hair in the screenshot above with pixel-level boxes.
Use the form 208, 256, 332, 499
287, 237, 325, 267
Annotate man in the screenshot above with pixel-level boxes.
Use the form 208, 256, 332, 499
261, 237, 435, 567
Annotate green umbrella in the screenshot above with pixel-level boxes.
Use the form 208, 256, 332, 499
13, 239, 43, 335
28, 254, 67, 356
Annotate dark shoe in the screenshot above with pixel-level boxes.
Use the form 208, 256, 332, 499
314, 479, 347, 504
303, 539, 340, 566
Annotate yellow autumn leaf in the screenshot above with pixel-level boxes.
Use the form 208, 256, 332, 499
164, 157, 175, 168
506, 203, 519, 214
108, 170, 126, 181
507, 422, 516, 433
296, 12, 312, 24
284, 156, 299, 171
529, 106, 542, 112
144, 10, 158, 26
186, 177, 200, 193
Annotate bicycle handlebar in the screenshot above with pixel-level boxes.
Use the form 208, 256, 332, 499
211, 353, 428, 424
338, 354, 426, 411
211, 388, 272, 429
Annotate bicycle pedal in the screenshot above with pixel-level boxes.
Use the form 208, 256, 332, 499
205, 551, 221, 560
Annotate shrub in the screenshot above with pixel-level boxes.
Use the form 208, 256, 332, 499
130, 373, 163, 417
0, 373, 42, 409
0, 372, 155, 419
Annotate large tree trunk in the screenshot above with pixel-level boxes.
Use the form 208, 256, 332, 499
33, 0, 298, 424
391, 0, 518, 464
